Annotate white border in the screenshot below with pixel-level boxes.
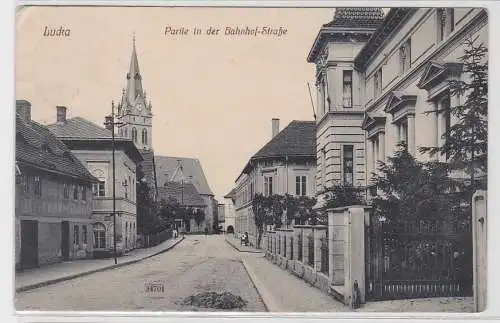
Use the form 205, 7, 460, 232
6, 1, 500, 322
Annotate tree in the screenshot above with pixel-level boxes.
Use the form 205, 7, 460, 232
284, 194, 317, 225
136, 165, 160, 235
324, 184, 365, 210
252, 193, 270, 249
419, 38, 488, 191
371, 143, 457, 223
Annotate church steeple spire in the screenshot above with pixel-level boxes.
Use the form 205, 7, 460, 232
126, 33, 144, 105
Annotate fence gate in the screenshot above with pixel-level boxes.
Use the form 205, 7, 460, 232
365, 207, 473, 301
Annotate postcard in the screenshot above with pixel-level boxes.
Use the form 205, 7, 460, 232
14, 5, 488, 314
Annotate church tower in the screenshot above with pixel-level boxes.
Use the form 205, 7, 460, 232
116, 35, 153, 151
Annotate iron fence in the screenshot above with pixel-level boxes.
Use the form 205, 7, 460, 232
290, 236, 294, 260
298, 233, 303, 261
320, 236, 329, 274
308, 234, 314, 267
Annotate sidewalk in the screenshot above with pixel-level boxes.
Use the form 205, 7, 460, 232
240, 252, 474, 312
240, 252, 345, 312
16, 236, 184, 292
225, 235, 264, 253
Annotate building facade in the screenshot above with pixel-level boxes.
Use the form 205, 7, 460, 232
47, 108, 143, 256
15, 100, 97, 270
233, 119, 317, 245
307, 8, 488, 199
223, 189, 236, 234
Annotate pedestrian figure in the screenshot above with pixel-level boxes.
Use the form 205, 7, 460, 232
244, 232, 249, 246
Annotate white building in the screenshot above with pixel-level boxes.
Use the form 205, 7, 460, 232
307, 8, 487, 199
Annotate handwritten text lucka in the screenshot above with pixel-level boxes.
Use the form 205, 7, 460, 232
164, 26, 288, 37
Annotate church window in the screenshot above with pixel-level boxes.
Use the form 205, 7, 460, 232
142, 128, 148, 145
132, 128, 137, 143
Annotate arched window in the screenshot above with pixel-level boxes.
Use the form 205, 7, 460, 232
132, 127, 137, 143
93, 223, 106, 249
142, 128, 148, 145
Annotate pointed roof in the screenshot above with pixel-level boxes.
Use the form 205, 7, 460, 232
125, 35, 144, 106
416, 60, 463, 91
16, 114, 97, 182
157, 181, 205, 207
155, 156, 214, 196
384, 91, 417, 114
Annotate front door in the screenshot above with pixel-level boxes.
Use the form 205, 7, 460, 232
61, 221, 70, 260
20, 220, 38, 269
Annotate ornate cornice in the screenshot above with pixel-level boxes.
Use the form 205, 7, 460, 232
416, 60, 463, 91
384, 91, 418, 114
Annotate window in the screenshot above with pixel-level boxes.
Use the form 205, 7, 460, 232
250, 181, 254, 199
295, 176, 307, 196
343, 145, 354, 186
142, 128, 148, 145
132, 127, 137, 143
440, 95, 452, 159
371, 137, 379, 170
21, 175, 31, 193
93, 223, 106, 249
82, 186, 87, 201
397, 119, 408, 145
374, 68, 382, 96
321, 149, 326, 188
124, 179, 128, 199
399, 38, 411, 74
437, 8, 455, 41
343, 70, 353, 108
124, 128, 128, 138
33, 176, 41, 196
74, 225, 79, 245
264, 176, 273, 197
92, 181, 105, 197
63, 183, 69, 199
73, 185, 78, 200
82, 225, 87, 244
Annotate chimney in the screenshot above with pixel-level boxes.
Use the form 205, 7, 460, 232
104, 116, 113, 131
56, 106, 67, 124
16, 100, 31, 122
272, 118, 280, 138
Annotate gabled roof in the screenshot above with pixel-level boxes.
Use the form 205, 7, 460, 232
47, 116, 121, 140
224, 187, 236, 199
253, 120, 316, 159
16, 114, 97, 182
155, 156, 214, 196
384, 91, 418, 114
361, 113, 386, 131
47, 117, 143, 164
157, 181, 205, 207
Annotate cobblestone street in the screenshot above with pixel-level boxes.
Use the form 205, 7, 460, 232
15, 236, 266, 312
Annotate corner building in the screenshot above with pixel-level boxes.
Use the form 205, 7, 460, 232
307, 8, 488, 198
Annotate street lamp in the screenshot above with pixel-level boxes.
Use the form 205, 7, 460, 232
104, 101, 123, 265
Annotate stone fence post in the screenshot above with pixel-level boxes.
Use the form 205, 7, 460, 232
301, 225, 313, 267
292, 226, 302, 261
344, 205, 371, 307
313, 225, 327, 272
285, 229, 293, 260
473, 190, 487, 312
328, 207, 347, 285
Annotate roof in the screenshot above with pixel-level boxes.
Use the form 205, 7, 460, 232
157, 181, 206, 207
224, 188, 236, 199
306, 8, 384, 63
323, 8, 385, 28
47, 117, 143, 163
155, 156, 214, 196
253, 120, 316, 159
239, 120, 316, 178
47, 116, 121, 140
354, 8, 416, 69
16, 114, 97, 182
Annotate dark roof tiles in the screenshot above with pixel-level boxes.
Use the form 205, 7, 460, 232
323, 8, 385, 28
16, 115, 96, 182
157, 181, 206, 207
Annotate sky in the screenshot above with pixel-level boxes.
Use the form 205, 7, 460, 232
15, 6, 335, 201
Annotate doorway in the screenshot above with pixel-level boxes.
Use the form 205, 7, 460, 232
61, 221, 70, 260
20, 220, 38, 269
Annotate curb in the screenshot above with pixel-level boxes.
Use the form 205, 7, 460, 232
240, 256, 281, 312
224, 238, 264, 254
16, 236, 185, 293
